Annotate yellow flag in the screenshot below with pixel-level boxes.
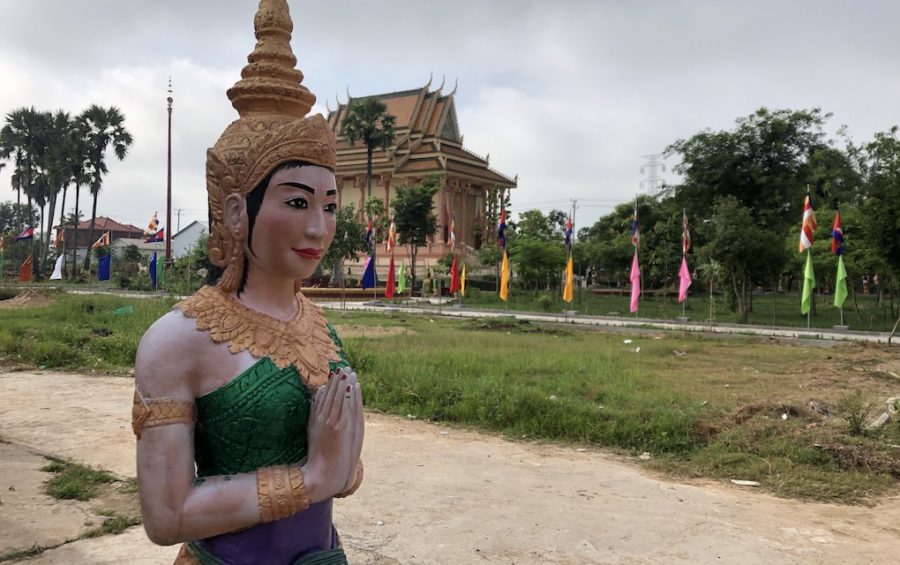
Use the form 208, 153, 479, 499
563, 254, 574, 303
499, 250, 509, 301
461, 263, 467, 297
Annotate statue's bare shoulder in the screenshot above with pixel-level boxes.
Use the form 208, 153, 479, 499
135, 309, 208, 399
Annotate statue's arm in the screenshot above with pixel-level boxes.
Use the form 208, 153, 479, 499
135, 311, 355, 545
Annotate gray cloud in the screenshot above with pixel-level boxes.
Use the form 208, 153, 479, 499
2, 0, 900, 232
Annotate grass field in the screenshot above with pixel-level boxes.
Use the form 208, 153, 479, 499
1, 289, 898, 503
455, 287, 899, 332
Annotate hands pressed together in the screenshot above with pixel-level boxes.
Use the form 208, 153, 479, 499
305, 366, 364, 498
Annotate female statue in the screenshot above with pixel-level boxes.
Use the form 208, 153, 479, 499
132, 2, 363, 563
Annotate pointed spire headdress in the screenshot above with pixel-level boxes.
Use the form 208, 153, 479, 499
206, 0, 337, 292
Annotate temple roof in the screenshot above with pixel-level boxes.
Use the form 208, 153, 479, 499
327, 79, 516, 188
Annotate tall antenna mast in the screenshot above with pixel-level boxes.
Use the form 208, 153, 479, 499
639, 153, 665, 195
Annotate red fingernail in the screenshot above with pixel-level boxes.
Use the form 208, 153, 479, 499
346, 385, 351, 392
341, 374, 347, 381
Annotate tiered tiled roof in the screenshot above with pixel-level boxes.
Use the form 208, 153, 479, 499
327, 79, 516, 188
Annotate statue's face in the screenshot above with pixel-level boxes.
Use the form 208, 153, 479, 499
246, 164, 337, 282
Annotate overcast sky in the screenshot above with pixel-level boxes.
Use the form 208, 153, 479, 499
2, 0, 899, 233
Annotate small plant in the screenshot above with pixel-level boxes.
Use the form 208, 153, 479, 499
838, 390, 874, 436
40, 457, 116, 501
537, 294, 554, 311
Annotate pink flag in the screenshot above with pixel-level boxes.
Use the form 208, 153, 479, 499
678, 256, 692, 303
629, 251, 641, 313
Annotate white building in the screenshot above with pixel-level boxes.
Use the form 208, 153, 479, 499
172, 221, 208, 259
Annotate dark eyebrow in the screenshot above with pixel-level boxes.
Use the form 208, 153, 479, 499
326, 189, 337, 196
280, 181, 315, 194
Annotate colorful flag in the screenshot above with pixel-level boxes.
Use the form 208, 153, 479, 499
386, 216, 396, 253
461, 263, 467, 297
629, 251, 641, 313
397, 263, 406, 294
50, 254, 64, 280
147, 211, 159, 234
831, 211, 844, 255
801, 251, 816, 314
98, 254, 111, 281
499, 250, 509, 301
385, 255, 395, 299
630, 206, 640, 250
563, 254, 574, 303
92, 230, 111, 249
834, 255, 848, 309
682, 210, 691, 255
449, 256, 460, 294
145, 228, 165, 243
678, 256, 692, 303
149, 253, 158, 289
449, 219, 456, 249
361, 256, 377, 289
19, 254, 32, 281
15, 226, 34, 240
497, 209, 507, 249
798, 192, 817, 252
564, 216, 574, 252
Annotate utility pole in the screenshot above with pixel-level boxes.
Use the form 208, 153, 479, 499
165, 77, 174, 265
640, 154, 665, 195
175, 208, 184, 234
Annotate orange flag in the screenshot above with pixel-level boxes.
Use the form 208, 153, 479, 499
19, 254, 33, 282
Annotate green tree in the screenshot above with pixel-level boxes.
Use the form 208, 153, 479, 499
322, 204, 367, 285
701, 196, 784, 323
79, 104, 133, 271
392, 175, 440, 287
340, 97, 396, 199
363, 196, 390, 248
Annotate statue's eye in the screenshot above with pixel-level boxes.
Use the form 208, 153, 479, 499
286, 197, 308, 209
325, 203, 337, 213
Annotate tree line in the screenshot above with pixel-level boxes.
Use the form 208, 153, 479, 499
495, 108, 900, 323
0, 105, 133, 279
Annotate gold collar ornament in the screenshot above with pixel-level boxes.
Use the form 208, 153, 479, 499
207, 0, 337, 293
177, 286, 341, 388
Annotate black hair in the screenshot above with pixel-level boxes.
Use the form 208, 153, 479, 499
205, 160, 314, 294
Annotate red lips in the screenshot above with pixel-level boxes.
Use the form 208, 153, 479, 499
293, 248, 322, 259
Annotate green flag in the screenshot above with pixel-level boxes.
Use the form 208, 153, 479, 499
397, 263, 406, 293
833, 254, 848, 309
801, 251, 815, 314
156, 257, 165, 288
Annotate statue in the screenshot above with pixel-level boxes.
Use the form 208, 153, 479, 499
132, 2, 363, 563
422, 268, 432, 297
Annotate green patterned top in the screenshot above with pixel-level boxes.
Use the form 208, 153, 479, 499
194, 324, 349, 477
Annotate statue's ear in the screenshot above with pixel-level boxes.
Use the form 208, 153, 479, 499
223, 193, 248, 243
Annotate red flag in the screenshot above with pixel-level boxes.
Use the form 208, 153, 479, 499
449, 256, 460, 294
384, 255, 396, 299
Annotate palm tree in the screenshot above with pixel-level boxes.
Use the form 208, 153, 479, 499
65, 121, 90, 279
42, 111, 79, 272
341, 97, 396, 199
1, 107, 49, 274
78, 104, 133, 271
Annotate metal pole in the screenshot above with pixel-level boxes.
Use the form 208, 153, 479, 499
165, 78, 174, 266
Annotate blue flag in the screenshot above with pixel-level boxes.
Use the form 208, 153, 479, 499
98, 255, 111, 281
149, 253, 158, 289
361, 256, 377, 289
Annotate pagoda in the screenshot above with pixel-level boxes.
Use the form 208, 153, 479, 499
327, 77, 517, 274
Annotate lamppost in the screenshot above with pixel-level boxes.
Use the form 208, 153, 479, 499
165, 77, 174, 266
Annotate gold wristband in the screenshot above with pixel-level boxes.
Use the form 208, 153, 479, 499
257, 465, 310, 523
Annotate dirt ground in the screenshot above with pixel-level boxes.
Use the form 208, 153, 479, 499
1, 370, 899, 564
0, 290, 53, 310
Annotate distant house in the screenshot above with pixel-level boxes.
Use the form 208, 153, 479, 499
109, 238, 167, 261
172, 221, 208, 259
54, 216, 145, 263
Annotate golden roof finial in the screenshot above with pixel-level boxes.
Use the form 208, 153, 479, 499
226, 0, 315, 118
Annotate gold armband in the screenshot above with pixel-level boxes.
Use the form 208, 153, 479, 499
257, 465, 310, 523
335, 460, 364, 498
131, 391, 197, 439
